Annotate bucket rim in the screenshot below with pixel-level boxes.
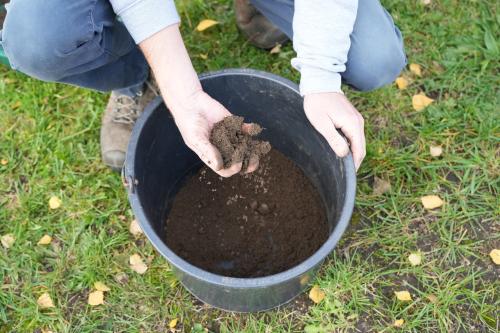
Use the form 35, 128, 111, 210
125, 68, 356, 288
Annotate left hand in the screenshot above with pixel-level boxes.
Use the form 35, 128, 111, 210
304, 92, 366, 170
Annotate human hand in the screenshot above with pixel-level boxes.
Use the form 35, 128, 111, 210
303, 92, 366, 170
139, 24, 257, 177
170, 89, 259, 177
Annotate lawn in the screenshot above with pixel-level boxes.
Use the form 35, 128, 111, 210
0, 0, 499, 332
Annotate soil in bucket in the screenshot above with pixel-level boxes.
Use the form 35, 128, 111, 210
165, 117, 329, 277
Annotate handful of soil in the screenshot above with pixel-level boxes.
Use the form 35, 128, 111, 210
210, 116, 271, 171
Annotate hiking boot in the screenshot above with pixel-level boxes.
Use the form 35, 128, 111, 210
100, 77, 159, 171
234, 0, 288, 49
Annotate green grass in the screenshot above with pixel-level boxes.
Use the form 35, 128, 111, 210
1, 0, 499, 332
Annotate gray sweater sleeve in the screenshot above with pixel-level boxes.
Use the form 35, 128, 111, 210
291, 0, 358, 95
109, 0, 180, 44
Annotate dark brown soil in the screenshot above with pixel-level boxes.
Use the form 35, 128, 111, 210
165, 149, 329, 277
210, 116, 271, 171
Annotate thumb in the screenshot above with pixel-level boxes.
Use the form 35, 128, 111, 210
192, 139, 224, 172
307, 113, 350, 157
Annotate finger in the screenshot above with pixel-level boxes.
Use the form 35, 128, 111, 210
244, 157, 259, 174
339, 123, 365, 171
307, 114, 350, 157
217, 162, 243, 178
242, 123, 262, 136
191, 140, 224, 172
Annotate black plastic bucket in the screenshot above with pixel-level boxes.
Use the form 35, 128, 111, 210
124, 69, 356, 312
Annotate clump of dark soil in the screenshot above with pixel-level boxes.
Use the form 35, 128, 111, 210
165, 149, 329, 277
210, 116, 271, 171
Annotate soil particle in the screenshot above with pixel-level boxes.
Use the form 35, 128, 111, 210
210, 116, 271, 171
165, 149, 329, 277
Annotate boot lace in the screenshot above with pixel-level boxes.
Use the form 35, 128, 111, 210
111, 92, 143, 125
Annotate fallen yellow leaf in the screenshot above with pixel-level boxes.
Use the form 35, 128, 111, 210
169, 318, 178, 329
37, 292, 55, 308
199, 53, 208, 60
129, 254, 148, 274
0, 159, 7, 165
421, 195, 444, 209
373, 177, 391, 196
394, 290, 412, 302
430, 145, 443, 157
489, 249, 500, 265
395, 77, 409, 90
94, 281, 111, 292
88, 290, 104, 306
11, 101, 21, 110
129, 219, 143, 236
412, 94, 434, 111
426, 294, 438, 303
394, 319, 405, 327
270, 44, 281, 54
308, 285, 325, 304
1, 234, 15, 248
409, 63, 422, 76
408, 252, 422, 266
37, 234, 52, 245
48, 196, 62, 209
196, 19, 218, 32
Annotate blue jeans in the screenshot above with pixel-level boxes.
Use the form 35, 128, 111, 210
1, 0, 405, 94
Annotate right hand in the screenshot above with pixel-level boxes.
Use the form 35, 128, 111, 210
170, 89, 259, 177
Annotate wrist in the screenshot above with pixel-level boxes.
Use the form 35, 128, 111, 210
163, 85, 204, 116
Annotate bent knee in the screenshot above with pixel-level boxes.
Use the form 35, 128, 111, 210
345, 45, 407, 92
2, 0, 94, 81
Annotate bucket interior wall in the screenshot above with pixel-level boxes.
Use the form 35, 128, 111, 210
134, 73, 346, 252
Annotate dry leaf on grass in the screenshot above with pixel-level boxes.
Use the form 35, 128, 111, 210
270, 44, 281, 54
129, 219, 143, 236
395, 77, 409, 90
88, 290, 104, 306
409, 63, 422, 76
489, 249, 500, 265
37, 235, 52, 245
199, 53, 208, 60
94, 281, 110, 292
37, 292, 55, 308
421, 0, 432, 5
196, 19, 218, 32
373, 177, 391, 196
421, 195, 444, 209
48, 196, 62, 209
394, 290, 412, 302
394, 319, 404, 327
1, 234, 15, 248
408, 252, 422, 266
426, 294, 438, 303
129, 254, 148, 274
412, 94, 434, 111
308, 285, 325, 303
430, 145, 443, 157
12, 101, 21, 110
169, 318, 178, 329
0, 159, 7, 165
